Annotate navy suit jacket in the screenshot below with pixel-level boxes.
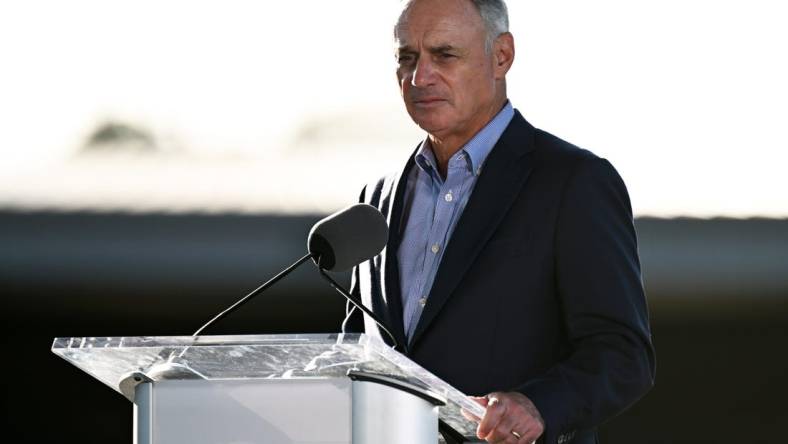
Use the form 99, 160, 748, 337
348, 111, 656, 444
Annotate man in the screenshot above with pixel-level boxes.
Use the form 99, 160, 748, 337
347, 1, 656, 442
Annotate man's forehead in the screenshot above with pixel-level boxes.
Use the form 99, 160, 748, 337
394, 20, 484, 48
394, 22, 464, 49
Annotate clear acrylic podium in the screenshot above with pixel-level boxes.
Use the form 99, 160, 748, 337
52, 333, 485, 443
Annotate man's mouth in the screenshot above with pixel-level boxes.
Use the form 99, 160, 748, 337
412, 97, 447, 108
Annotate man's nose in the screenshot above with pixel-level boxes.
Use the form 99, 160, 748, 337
411, 56, 436, 88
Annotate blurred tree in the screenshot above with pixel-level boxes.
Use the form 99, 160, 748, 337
82, 121, 157, 153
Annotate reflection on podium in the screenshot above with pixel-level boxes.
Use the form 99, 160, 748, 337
53, 333, 486, 443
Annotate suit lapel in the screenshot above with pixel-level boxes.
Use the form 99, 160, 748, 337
409, 112, 537, 348
379, 154, 416, 351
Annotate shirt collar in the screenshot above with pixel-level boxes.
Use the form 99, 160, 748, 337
414, 101, 515, 177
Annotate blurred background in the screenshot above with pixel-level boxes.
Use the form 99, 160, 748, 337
1, 0, 786, 442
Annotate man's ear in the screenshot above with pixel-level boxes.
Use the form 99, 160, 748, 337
493, 32, 515, 79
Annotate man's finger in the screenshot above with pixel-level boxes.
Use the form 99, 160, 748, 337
462, 395, 490, 423
471, 395, 489, 407
512, 418, 544, 443
476, 394, 507, 439
483, 413, 521, 443
461, 407, 482, 423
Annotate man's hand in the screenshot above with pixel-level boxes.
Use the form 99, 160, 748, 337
470, 391, 545, 443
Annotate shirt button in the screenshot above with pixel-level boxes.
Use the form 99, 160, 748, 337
419, 297, 427, 307
444, 192, 453, 202
431, 244, 440, 254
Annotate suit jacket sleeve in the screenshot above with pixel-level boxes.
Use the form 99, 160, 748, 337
517, 157, 656, 443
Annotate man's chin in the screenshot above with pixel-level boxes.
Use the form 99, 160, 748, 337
414, 121, 449, 136
408, 113, 451, 136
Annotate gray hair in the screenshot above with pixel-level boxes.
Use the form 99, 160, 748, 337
470, 0, 510, 51
398, 0, 509, 52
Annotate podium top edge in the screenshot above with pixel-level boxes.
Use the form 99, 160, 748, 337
52, 333, 367, 350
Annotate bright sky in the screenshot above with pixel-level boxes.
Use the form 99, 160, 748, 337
1, 0, 786, 216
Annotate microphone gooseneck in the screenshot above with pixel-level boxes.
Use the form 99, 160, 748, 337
192, 252, 315, 336
315, 261, 402, 352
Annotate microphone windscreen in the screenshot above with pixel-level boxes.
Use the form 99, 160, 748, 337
307, 203, 388, 271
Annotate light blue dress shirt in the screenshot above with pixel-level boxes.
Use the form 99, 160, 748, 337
398, 101, 515, 340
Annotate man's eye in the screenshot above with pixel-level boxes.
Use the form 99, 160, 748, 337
397, 54, 415, 64
439, 53, 456, 59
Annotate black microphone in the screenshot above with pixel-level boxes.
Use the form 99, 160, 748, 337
308, 203, 388, 272
192, 204, 391, 340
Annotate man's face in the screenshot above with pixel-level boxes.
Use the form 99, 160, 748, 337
394, 0, 499, 141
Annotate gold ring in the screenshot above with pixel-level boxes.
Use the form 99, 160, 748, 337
511, 430, 522, 439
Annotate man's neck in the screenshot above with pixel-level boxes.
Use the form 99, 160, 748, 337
428, 97, 508, 179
